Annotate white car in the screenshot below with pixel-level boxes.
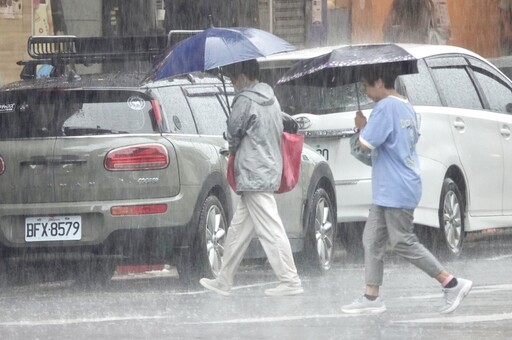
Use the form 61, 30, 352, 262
259, 43, 512, 257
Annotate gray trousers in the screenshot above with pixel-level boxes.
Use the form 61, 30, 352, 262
217, 191, 301, 288
363, 205, 444, 286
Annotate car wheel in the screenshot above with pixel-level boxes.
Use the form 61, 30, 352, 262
437, 178, 465, 257
177, 195, 228, 284
300, 187, 336, 273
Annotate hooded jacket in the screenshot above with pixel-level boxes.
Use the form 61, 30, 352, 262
226, 82, 283, 192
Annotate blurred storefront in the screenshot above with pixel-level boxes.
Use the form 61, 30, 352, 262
0, 0, 505, 84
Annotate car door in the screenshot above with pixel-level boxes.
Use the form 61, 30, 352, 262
427, 55, 504, 217
468, 57, 512, 215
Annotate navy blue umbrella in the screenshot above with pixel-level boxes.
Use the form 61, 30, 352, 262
277, 43, 418, 88
144, 27, 296, 82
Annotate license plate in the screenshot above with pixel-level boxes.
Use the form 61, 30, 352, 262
25, 216, 82, 242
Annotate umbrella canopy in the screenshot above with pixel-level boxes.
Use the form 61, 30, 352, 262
144, 27, 296, 82
276, 43, 418, 87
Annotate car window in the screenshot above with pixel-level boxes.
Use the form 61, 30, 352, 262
273, 82, 373, 115
398, 59, 442, 106
473, 70, 512, 113
186, 88, 228, 135
431, 67, 483, 110
466, 57, 512, 114
157, 87, 198, 134
62, 91, 155, 134
0, 90, 155, 139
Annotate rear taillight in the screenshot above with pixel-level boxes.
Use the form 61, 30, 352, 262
104, 144, 169, 171
111, 203, 168, 216
0, 156, 4, 175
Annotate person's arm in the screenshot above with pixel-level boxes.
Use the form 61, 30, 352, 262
354, 111, 369, 151
226, 97, 252, 154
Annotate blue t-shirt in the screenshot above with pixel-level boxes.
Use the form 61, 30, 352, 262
359, 96, 421, 209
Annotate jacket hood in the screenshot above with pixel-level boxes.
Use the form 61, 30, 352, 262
235, 82, 275, 106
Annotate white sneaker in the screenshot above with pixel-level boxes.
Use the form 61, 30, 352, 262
199, 278, 231, 296
264, 283, 304, 296
341, 296, 386, 314
440, 278, 472, 314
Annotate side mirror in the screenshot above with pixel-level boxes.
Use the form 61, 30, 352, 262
506, 103, 512, 114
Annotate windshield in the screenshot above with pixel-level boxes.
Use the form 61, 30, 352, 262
0, 90, 155, 139
274, 82, 374, 115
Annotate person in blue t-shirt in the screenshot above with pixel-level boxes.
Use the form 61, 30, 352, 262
341, 65, 472, 315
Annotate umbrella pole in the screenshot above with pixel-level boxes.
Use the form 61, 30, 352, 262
355, 82, 361, 111
219, 69, 231, 114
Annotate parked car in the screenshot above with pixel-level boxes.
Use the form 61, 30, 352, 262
0, 36, 337, 285
259, 43, 512, 258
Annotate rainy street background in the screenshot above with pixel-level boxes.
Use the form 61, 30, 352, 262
1, 1, 512, 340
0, 230, 511, 340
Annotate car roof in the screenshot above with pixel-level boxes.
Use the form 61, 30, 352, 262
0, 72, 225, 92
257, 43, 483, 69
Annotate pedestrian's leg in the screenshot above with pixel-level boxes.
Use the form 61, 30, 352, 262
384, 207, 472, 313
215, 194, 256, 288
384, 208, 444, 277
341, 205, 388, 314
244, 191, 301, 287
363, 205, 390, 294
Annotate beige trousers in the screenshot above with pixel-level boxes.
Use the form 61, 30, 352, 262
216, 191, 301, 287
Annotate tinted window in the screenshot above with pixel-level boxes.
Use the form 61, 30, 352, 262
399, 59, 442, 106
0, 90, 155, 139
158, 87, 197, 134
431, 67, 483, 110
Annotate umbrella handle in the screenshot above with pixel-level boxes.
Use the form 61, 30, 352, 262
355, 82, 361, 112
219, 68, 231, 114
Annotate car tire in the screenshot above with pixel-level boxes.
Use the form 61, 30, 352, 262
436, 178, 465, 258
177, 195, 228, 284
299, 187, 336, 273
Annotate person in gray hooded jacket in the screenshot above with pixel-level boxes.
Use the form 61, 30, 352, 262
199, 59, 303, 296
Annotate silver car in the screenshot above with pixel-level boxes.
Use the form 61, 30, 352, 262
0, 36, 337, 285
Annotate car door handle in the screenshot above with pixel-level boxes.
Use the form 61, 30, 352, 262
453, 118, 465, 130
501, 125, 511, 138
219, 148, 229, 156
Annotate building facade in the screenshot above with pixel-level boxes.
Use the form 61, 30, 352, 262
0, 0, 502, 85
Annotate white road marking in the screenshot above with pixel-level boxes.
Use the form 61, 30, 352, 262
0, 313, 360, 327
393, 313, 512, 324
1, 283, 511, 328
401, 283, 512, 300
